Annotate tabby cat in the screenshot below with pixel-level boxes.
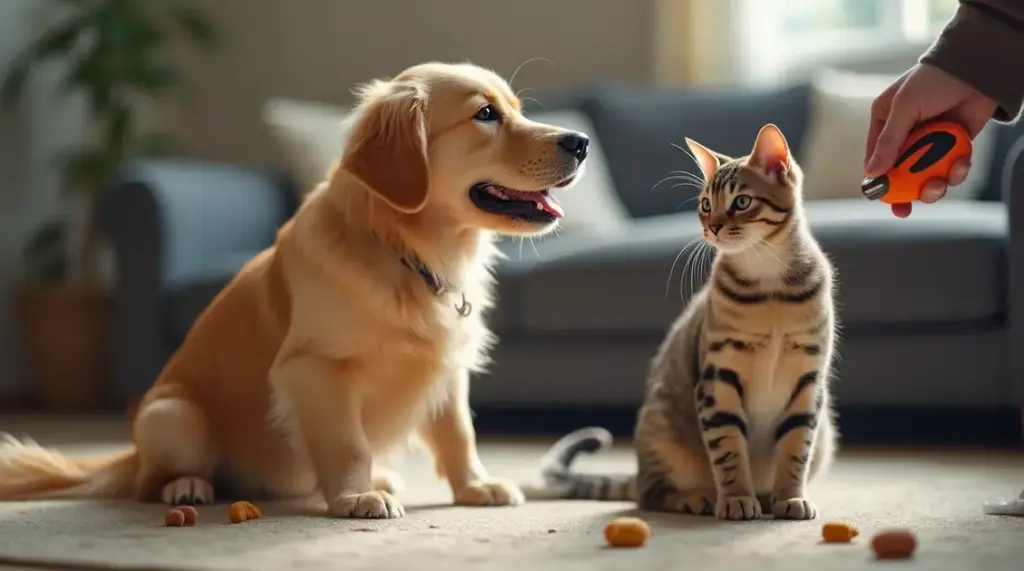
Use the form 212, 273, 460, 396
522, 124, 838, 520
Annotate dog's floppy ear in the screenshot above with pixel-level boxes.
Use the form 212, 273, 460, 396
342, 79, 430, 213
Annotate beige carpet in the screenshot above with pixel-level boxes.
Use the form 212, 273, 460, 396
1, 417, 1023, 570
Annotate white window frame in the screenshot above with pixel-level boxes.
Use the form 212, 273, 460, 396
734, 0, 954, 85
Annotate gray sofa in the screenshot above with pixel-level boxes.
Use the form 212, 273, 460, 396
96, 80, 1024, 422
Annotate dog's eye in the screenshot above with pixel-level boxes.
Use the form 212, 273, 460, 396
731, 195, 752, 211
473, 105, 502, 123
700, 198, 711, 212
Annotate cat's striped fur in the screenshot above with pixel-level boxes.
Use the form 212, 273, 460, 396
522, 124, 838, 520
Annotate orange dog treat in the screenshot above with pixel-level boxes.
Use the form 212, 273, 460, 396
603, 516, 650, 548
228, 501, 262, 524
861, 120, 972, 205
821, 521, 858, 543
164, 508, 186, 527
871, 529, 917, 559
178, 505, 198, 526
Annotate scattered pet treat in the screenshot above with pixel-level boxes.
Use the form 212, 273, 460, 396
603, 516, 650, 548
164, 509, 186, 527
228, 501, 263, 524
821, 521, 858, 543
871, 529, 916, 559
178, 505, 198, 526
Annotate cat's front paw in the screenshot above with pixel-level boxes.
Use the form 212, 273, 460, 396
716, 495, 762, 520
771, 497, 818, 520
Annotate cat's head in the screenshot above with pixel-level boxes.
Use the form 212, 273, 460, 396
686, 124, 803, 255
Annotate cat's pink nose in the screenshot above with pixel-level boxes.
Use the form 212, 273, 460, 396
709, 224, 723, 235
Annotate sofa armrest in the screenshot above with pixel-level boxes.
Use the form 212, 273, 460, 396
1003, 135, 1024, 403
95, 158, 299, 401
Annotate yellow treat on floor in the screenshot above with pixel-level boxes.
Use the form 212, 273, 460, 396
603, 516, 650, 548
821, 521, 858, 543
228, 501, 262, 524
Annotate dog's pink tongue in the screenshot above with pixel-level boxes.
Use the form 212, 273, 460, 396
503, 189, 564, 218
535, 194, 564, 218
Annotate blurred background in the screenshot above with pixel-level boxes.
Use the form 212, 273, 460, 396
1, 0, 1021, 446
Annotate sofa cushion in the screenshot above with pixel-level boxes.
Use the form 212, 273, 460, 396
587, 82, 812, 219
509, 199, 1007, 333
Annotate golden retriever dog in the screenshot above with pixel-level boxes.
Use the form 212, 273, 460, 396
0, 62, 588, 518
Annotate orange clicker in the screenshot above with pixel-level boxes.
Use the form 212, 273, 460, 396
860, 120, 972, 205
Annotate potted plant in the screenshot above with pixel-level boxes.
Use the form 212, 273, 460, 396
0, 0, 218, 411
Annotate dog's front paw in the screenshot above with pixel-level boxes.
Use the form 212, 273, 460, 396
161, 476, 214, 505
716, 495, 762, 520
328, 491, 405, 519
771, 496, 818, 520
454, 478, 525, 507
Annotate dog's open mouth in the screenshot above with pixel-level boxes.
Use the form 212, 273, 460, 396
469, 176, 574, 223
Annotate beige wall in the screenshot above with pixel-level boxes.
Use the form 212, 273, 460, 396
164, 0, 658, 169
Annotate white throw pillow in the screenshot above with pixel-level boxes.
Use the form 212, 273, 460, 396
800, 68, 995, 202
262, 98, 353, 195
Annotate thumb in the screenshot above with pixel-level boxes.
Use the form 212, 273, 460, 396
865, 95, 921, 177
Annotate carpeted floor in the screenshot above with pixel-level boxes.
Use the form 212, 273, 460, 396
1, 417, 1023, 571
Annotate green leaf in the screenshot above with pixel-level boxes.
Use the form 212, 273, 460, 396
170, 5, 218, 48
23, 217, 70, 283
24, 219, 67, 258
31, 255, 72, 283
60, 48, 115, 113
0, 56, 32, 108
56, 146, 121, 193
128, 57, 180, 94
104, 103, 132, 151
31, 14, 89, 59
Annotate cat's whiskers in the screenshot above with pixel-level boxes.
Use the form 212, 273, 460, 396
747, 239, 767, 271
670, 143, 706, 181
693, 241, 712, 299
652, 173, 703, 192
665, 236, 702, 299
680, 239, 708, 302
755, 240, 786, 269
683, 241, 703, 301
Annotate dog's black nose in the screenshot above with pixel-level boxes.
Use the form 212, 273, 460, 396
558, 132, 589, 161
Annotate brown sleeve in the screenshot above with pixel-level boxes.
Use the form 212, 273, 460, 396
920, 0, 1024, 122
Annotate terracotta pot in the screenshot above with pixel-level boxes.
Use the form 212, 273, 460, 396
16, 282, 111, 411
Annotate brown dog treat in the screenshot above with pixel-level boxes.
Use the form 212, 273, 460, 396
821, 521, 858, 543
871, 529, 916, 559
603, 516, 650, 548
164, 509, 186, 527
228, 501, 263, 524
178, 505, 198, 526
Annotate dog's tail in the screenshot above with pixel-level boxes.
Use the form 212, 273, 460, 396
520, 426, 636, 502
0, 433, 138, 500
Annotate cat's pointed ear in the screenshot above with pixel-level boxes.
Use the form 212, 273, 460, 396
749, 124, 791, 175
685, 137, 722, 181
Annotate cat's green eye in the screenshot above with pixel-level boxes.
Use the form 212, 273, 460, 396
731, 195, 752, 211
701, 198, 711, 212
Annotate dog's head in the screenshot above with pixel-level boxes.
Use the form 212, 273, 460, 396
338, 62, 588, 237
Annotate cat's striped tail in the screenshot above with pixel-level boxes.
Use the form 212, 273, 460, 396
520, 427, 636, 501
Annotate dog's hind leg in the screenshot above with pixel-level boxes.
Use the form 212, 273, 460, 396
133, 396, 217, 505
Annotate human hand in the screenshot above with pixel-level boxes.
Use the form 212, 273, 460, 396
864, 63, 996, 218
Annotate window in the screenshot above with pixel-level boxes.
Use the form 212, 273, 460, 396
737, 0, 960, 82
